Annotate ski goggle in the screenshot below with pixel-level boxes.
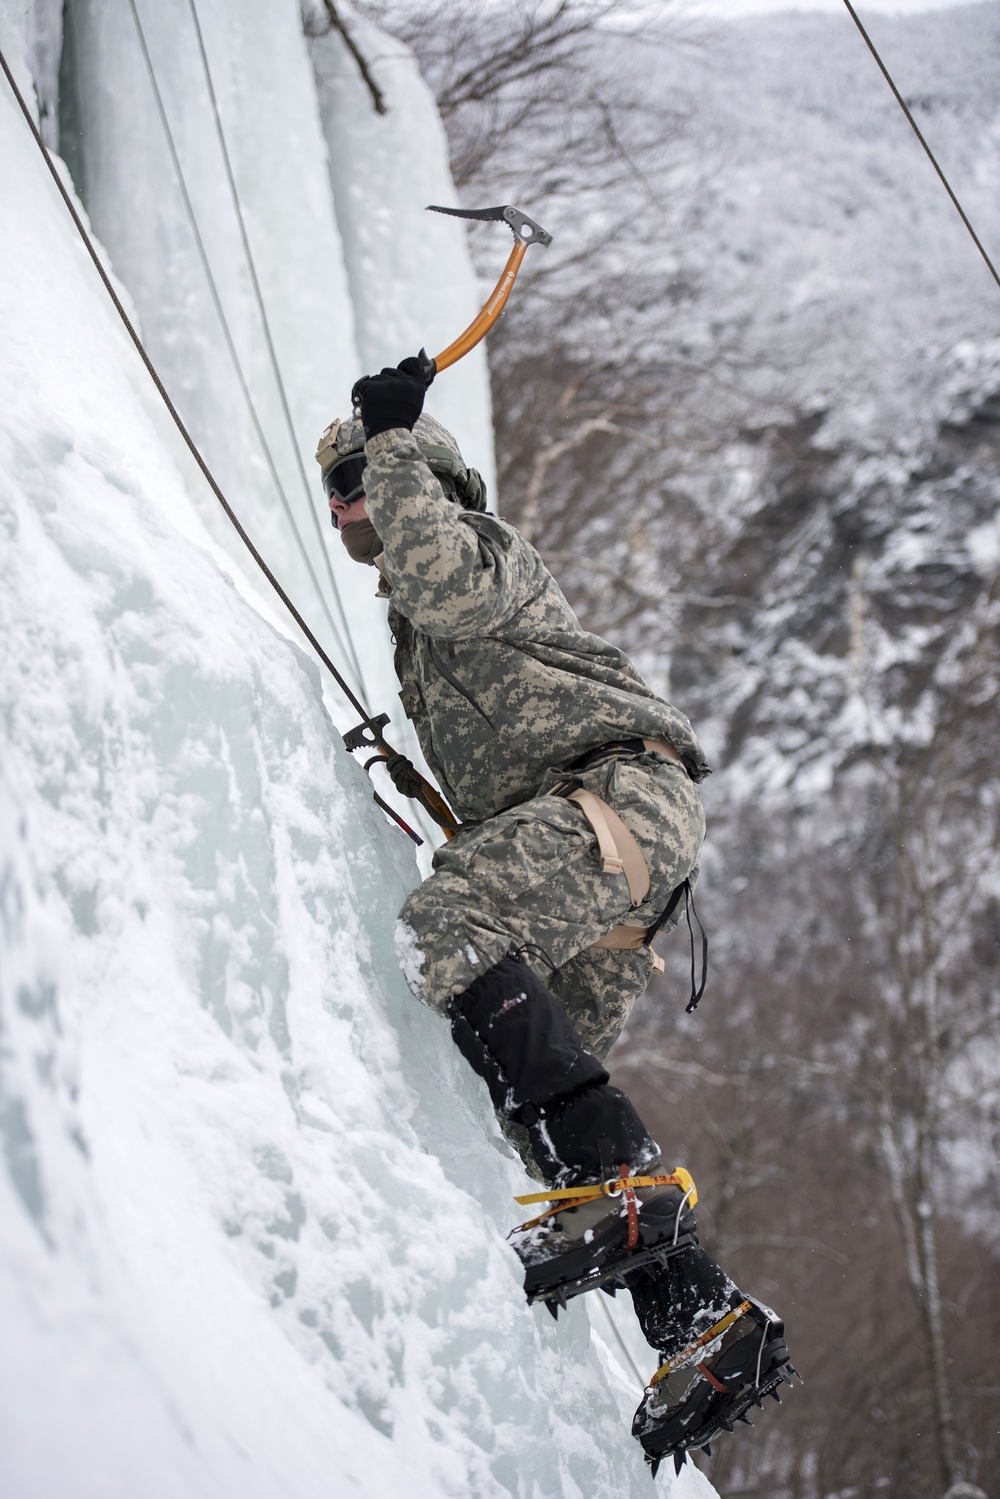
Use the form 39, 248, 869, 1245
322, 452, 367, 505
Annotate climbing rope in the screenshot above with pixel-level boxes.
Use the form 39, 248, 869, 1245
0, 43, 456, 846
842, 0, 1000, 294
125, 0, 368, 708
183, 0, 368, 697
593, 1294, 647, 1391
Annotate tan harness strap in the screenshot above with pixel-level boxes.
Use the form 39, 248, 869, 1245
561, 787, 665, 975
552, 738, 686, 979
641, 738, 683, 764
564, 788, 650, 907
593, 924, 651, 950
593, 923, 666, 976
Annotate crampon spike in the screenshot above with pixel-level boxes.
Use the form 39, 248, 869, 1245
737, 1412, 754, 1426
673, 1451, 686, 1475
703, 1442, 712, 1457
545, 1301, 559, 1321
769, 1389, 782, 1403
601, 1282, 618, 1297
648, 1458, 660, 1480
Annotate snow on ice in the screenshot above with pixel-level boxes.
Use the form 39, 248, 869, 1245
0, 2, 716, 1496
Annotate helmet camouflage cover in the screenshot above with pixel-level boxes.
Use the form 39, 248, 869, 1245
315, 413, 486, 512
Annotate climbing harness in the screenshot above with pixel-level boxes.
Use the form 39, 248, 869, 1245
842, 0, 1000, 294
0, 42, 448, 846
547, 740, 710, 1007
564, 787, 652, 908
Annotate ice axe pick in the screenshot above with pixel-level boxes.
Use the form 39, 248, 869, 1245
415, 204, 552, 381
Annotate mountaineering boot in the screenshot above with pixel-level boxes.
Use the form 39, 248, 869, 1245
631, 1294, 799, 1476
448, 954, 690, 1308
510, 1164, 699, 1313
628, 1240, 743, 1359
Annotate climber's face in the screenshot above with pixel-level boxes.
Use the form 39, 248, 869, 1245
323, 450, 368, 530
329, 491, 368, 530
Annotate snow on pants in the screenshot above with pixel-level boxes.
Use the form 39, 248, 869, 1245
396, 750, 706, 1062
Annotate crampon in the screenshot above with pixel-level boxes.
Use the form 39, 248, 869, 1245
632, 1297, 800, 1477
509, 1167, 698, 1317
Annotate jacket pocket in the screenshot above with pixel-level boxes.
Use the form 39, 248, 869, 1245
399, 681, 424, 719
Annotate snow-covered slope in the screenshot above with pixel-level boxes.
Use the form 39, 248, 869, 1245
0, 5, 715, 1497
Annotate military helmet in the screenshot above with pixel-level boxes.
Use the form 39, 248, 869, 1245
314, 413, 487, 513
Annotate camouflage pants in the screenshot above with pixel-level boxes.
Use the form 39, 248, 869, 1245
396, 751, 706, 1063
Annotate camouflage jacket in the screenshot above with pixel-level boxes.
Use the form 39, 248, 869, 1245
364, 427, 711, 824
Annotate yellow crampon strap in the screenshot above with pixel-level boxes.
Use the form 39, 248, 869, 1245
647, 1300, 753, 1389
513, 1167, 697, 1233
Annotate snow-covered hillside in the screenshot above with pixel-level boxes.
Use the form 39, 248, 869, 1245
644, 3, 1000, 797
0, 4, 717, 1496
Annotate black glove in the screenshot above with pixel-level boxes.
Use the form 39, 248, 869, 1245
351, 355, 434, 440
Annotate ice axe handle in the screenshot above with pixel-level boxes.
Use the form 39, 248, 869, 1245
431, 239, 527, 373
424, 203, 551, 375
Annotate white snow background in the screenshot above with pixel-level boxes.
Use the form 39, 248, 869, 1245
0, 2, 718, 1497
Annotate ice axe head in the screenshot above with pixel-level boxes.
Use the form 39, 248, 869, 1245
420, 203, 553, 376
427, 202, 553, 248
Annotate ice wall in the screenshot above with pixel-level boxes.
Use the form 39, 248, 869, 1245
0, 5, 715, 1497
56, 0, 380, 722
309, 10, 496, 495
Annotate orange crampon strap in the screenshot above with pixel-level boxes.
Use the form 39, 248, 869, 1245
513, 1165, 697, 1238
647, 1300, 753, 1389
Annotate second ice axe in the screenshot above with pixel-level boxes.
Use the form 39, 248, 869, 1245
415, 204, 553, 381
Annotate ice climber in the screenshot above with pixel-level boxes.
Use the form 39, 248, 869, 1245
316, 360, 796, 1473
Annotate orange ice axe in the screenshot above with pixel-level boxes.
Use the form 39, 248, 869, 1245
415, 204, 553, 381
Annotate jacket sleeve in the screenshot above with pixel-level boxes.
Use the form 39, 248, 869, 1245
363, 427, 540, 638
